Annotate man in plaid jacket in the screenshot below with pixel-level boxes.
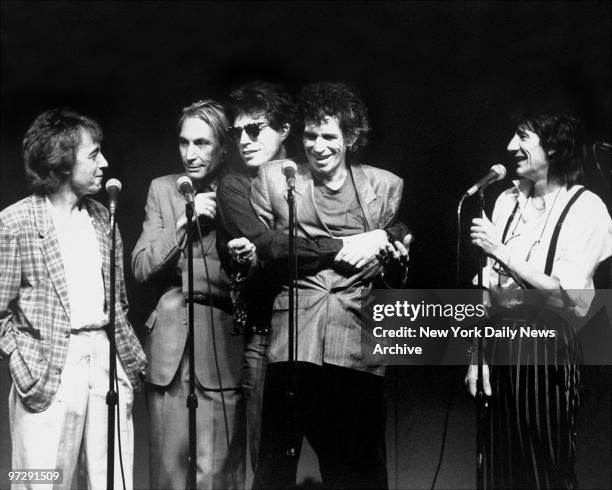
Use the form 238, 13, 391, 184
0, 109, 146, 490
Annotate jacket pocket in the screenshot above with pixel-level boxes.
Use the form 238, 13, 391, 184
9, 333, 41, 397
273, 292, 324, 311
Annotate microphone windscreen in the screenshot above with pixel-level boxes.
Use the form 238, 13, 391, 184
176, 175, 194, 193
105, 178, 122, 192
491, 164, 507, 181
282, 161, 298, 177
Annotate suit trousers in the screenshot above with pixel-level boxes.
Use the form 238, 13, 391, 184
9, 329, 134, 490
243, 333, 268, 473
253, 362, 388, 490
147, 348, 246, 490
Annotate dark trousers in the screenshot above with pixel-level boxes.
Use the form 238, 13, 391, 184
486, 314, 581, 490
253, 362, 388, 490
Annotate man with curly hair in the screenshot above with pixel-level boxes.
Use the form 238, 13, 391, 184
250, 82, 410, 490
0, 109, 146, 489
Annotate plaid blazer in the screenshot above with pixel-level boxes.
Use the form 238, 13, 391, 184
0, 194, 146, 412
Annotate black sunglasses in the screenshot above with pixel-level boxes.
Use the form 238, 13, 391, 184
228, 122, 268, 141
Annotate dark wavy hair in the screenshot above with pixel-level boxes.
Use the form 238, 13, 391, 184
517, 113, 586, 186
298, 82, 370, 151
23, 108, 103, 195
228, 81, 296, 131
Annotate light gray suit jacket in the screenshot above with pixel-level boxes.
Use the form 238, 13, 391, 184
132, 174, 243, 389
251, 161, 404, 376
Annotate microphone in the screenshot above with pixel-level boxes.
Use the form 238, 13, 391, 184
282, 161, 297, 189
463, 164, 507, 198
105, 178, 122, 215
176, 176, 195, 203
596, 141, 612, 152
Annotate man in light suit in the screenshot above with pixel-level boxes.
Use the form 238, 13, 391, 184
132, 100, 245, 489
0, 108, 146, 490
251, 82, 409, 490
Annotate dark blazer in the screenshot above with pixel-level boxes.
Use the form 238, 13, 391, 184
132, 174, 243, 389
251, 161, 404, 376
0, 194, 146, 411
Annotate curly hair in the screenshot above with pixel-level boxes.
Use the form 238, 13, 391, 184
178, 99, 229, 152
298, 82, 370, 151
517, 113, 586, 186
228, 81, 296, 131
23, 108, 103, 195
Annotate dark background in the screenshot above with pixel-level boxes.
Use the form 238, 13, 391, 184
1, 2, 610, 489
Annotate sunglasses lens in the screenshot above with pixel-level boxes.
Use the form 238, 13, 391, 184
229, 123, 264, 141
244, 123, 262, 139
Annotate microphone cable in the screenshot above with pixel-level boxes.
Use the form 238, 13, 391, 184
191, 199, 237, 489
429, 376, 455, 490
114, 369, 127, 490
456, 195, 468, 287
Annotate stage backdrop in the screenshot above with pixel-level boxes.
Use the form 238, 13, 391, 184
1, 2, 610, 488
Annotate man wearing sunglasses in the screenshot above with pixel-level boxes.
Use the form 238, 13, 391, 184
218, 81, 411, 482
216, 81, 349, 473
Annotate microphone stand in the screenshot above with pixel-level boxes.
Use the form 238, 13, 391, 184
185, 202, 198, 490
285, 182, 298, 482
106, 211, 118, 490
475, 190, 488, 490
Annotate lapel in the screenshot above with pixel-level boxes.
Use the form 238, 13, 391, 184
33, 194, 71, 319
285, 163, 330, 237
284, 163, 380, 236
349, 165, 377, 231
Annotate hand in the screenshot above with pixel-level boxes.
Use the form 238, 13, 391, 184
228, 237, 256, 269
335, 229, 388, 271
465, 363, 492, 397
377, 234, 412, 287
194, 191, 217, 221
470, 215, 506, 260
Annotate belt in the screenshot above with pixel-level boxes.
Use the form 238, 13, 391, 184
70, 324, 108, 334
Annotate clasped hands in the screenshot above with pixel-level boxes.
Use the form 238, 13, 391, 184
335, 230, 413, 273
226, 229, 412, 276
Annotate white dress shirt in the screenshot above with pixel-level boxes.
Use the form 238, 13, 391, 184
47, 197, 107, 330
484, 180, 612, 316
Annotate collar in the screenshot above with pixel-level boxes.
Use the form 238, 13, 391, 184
293, 161, 310, 196
193, 179, 217, 194
510, 178, 570, 211
45, 195, 87, 220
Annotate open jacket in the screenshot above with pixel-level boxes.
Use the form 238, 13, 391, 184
132, 174, 243, 389
250, 160, 404, 376
0, 194, 146, 411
